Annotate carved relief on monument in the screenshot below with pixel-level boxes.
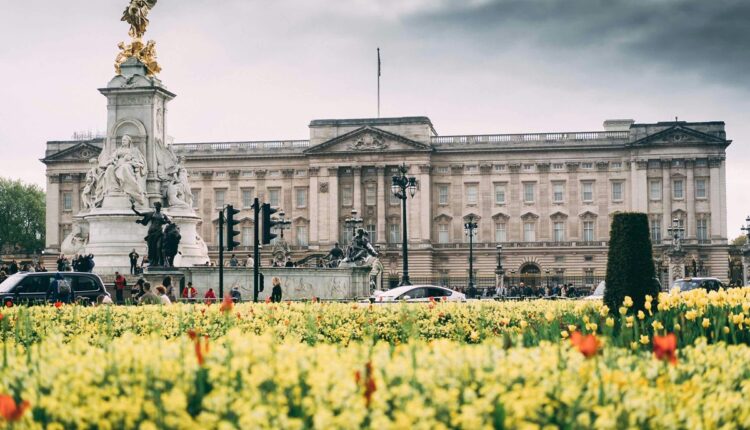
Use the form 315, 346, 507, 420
319, 182, 329, 193
349, 133, 388, 151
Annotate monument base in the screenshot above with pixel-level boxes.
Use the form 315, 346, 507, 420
78, 206, 209, 275
176, 266, 372, 301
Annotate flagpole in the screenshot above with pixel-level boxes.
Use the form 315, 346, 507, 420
377, 47, 381, 118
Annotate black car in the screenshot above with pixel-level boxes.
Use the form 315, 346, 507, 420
0, 272, 109, 305
671, 277, 725, 292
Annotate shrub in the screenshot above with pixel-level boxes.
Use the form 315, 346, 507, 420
605, 212, 659, 312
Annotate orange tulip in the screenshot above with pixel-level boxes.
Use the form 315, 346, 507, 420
653, 333, 678, 365
0, 394, 29, 422
570, 331, 599, 358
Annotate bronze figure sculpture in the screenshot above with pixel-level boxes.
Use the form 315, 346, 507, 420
132, 201, 171, 266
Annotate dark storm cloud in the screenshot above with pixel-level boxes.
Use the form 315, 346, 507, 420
407, 0, 750, 88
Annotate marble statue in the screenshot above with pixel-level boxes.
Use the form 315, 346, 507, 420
165, 167, 193, 209
369, 257, 384, 292
60, 222, 88, 256
101, 135, 148, 206
132, 201, 171, 266
122, 0, 158, 39
81, 160, 106, 209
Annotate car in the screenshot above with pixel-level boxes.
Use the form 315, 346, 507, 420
371, 285, 466, 303
671, 277, 725, 293
0, 272, 110, 305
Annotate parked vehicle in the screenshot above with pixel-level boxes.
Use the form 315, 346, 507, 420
0, 272, 109, 305
371, 285, 466, 303
672, 277, 725, 292
583, 281, 605, 300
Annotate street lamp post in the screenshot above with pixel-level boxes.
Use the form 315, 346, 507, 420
495, 244, 505, 297
666, 218, 687, 285
741, 216, 750, 286
464, 215, 478, 294
344, 209, 363, 244
391, 164, 417, 286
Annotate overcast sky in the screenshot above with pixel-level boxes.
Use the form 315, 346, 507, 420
1, 0, 748, 237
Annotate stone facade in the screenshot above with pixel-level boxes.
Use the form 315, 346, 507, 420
42, 117, 732, 282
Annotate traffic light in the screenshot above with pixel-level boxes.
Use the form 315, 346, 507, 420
261, 203, 279, 245
226, 204, 241, 251
258, 273, 264, 293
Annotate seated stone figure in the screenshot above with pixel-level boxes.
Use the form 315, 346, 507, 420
345, 229, 378, 264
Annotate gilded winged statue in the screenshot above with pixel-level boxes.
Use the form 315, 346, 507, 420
121, 0, 158, 39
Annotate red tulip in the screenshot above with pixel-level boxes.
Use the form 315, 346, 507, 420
653, 333, 678, 365
355, 361, 376, 407
570, 331, 599, 358
54, 301, 62, 309
219, 294, 233, 314
0, 394, 29, 422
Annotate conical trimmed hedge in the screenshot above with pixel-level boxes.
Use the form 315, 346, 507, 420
605, 212, 659, 312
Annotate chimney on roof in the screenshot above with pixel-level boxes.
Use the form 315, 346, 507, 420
603, 119, 634, 132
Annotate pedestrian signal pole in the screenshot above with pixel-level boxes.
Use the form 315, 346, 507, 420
218, 208, 224, 299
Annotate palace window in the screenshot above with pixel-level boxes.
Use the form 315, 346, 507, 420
267, 188, 280, 207
523, 183, 535, 203
649, 180, 662, 201
650, 215, 662, 242
438, 224, 450, 244
366, 223, 377, 243
389, 191, 400, 206
242, 227, 253, 247
438, 185, 449, 205
388, 223, 400, 244
214, 189, 226, 208
553, 221, 566, 242
465, 165, 478, 174
523, 221, 536, 242
465, 184, 478, 205
365, 183, 376, 206
582, 162, 594, 169
295, 188, 307, 208
523, 164, 534, 171
494, 184, 506, 204
494, 164, 506, 172
697, 217, 709, 241
341, 184, 353, 207
695, 178, 707, 199
611, 181, 623, 202
495, 222, 507, 242
62, 192, 73, 211
583, 221, 595, 242
581, 181, 594, 203
341, 226, 353, 245
673, 179, 684, 199
241, 188, 254, 209
611, 162, 622, 169
552, 163, 564, 171
296, 225, 309, 247
552, 182, 565, 203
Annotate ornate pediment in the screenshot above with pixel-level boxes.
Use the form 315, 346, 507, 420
42, 141, 104, 163
630, 125, 728, 147
304, 126, 431, 155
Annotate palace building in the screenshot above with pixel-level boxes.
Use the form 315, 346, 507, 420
42, 116, 731, 286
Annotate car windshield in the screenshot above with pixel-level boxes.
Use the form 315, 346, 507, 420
592, 282, 605, 296
0, 273, 25, 293
674, 280, 701, 291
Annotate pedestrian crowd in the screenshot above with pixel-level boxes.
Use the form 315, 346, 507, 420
0, 259, 49, 283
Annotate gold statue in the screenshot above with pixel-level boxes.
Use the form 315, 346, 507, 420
121, 0, 158, 39
115, 0, 162, 76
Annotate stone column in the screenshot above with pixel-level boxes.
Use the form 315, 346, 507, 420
228, 170, 240, 207
327, 167, 339, 244
662, 161, 672, 239
420, 164, 433, 243
537, 163, 550, 240
667, 250, 686, 287
565, 162, 579, 239
719, 157, 728, 239
632, 160, 648, 213
685, 160, 695, 239
45, 174, 61, 251
309, 167, 320, 247
353, 166, 362, 216
376, 166, 386, 245
709, 158, 722, 238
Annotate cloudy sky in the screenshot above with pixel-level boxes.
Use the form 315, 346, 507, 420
1, 0, 748, 237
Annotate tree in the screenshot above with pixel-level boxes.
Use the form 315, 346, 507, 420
0, 178, 45, 254
731, 235, 747, 247
604, 212, 659, 313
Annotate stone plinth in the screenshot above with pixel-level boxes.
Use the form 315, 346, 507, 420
178, 266, 371, 301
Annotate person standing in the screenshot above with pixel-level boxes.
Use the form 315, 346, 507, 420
229, 254, 238, 267
162, 276, 176, 302
131, 278, 145, 303
182, 282, 197, 301
271, 277, 282, 303
204, 288, 217, 304
114, 271, 127, 304
230, 286, 242, 303
56, 254, 66, 272
8, 260, 18, 275
47, 273, 73, 304
245, 254, 254, 268
128, 249, 139, 275
156, 286, 172, 305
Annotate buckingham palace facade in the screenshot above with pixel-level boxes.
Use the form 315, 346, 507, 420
42, 116, 732, 283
